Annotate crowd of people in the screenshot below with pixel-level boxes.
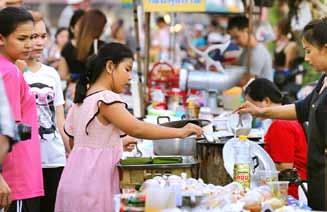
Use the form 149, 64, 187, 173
0, 0, 326, 211
0, 2, 202, 211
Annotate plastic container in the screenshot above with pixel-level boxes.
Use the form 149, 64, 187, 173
267, 181, 289, 205
252, 170, 279, 188
222, 92, 242, 110
222, 87, 242, 110
227, 113, 253, 137
145, 187, 176, 211
233, 135, 251, 190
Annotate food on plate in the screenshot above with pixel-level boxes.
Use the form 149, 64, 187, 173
223, 86, 242, 95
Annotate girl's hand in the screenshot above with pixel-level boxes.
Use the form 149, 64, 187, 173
235, 101, 264, 118
180, 123, 203, 138
0, 174, 11, 208
122, 136, 137, 152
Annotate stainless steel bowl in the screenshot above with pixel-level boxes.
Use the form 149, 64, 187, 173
153, 116, 209, 156
153, 137, 196, 156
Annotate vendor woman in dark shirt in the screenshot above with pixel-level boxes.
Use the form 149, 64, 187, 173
237, 18, 327, 210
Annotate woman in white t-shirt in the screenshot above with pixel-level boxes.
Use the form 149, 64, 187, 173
23, 11, 70, 212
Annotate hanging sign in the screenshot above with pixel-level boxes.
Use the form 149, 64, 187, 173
143, 0, 206, 12
122, 0, 133, 9
142, 0, 244, 13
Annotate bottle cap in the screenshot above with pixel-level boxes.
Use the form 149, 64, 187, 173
239, 135, 248, 141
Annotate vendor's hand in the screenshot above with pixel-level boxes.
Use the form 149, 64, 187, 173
235, 101, 264, 118
122, 136, 137, 152
0, 174, 11, 208
180, 123, 202, 138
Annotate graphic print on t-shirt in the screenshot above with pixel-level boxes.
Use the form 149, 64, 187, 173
29, 82, 56, 141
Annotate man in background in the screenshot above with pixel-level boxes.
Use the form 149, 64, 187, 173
227, 16, 273, 86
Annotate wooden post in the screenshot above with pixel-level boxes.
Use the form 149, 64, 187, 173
133, 0, 145, 117
246, 0, 254, 74
144, 12, 151, 103
133, 0, 142, 82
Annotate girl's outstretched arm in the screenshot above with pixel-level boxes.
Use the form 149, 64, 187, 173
99, 103, 202, 140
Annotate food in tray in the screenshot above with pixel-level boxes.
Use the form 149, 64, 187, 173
120, 157, 153, 165
152, 156, 183, 164
120, 156, 183, 165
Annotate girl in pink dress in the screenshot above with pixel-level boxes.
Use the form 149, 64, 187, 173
55, 43, 202, 212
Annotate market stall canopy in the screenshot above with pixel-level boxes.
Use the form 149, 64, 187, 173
142, 0, 244, 13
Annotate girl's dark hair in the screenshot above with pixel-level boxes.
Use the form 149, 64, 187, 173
74, 42, 134, 104
302, 17, 327, 49
68, 9, 85, 39
55, 27, 68, 40
0, 7, 33, 37
277, 18, 293, 40
244, 78, 291, 105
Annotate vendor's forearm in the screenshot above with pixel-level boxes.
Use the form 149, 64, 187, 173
275, 163, 294, 171
261, 104, 297, 120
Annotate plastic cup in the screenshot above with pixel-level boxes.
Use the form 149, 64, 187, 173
113, 194, 121, 212
222, 93, 242, 110
267, 181, 289, 205
257, 170, 279, 185
145, 188, 176, 212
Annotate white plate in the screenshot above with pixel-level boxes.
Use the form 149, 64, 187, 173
222, 139, 276, 178
214, 130, 234, 138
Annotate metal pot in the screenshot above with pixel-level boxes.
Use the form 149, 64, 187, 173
156, 116, 210, 128
153, 116, 210, 156
153, 137, 196, 155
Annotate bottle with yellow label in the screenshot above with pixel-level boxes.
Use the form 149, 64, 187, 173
233, 135, 251, 190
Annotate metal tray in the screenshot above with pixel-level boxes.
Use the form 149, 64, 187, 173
118, 156, 199, 169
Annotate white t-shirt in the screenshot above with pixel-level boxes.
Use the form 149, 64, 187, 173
239, 43, 273, 81
291, 1, 312, 32
24, 64, 66, 168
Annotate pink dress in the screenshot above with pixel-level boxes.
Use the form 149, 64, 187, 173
55, 91, 125, 212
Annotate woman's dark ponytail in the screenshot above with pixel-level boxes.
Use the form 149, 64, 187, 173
73, 42, 134, 104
